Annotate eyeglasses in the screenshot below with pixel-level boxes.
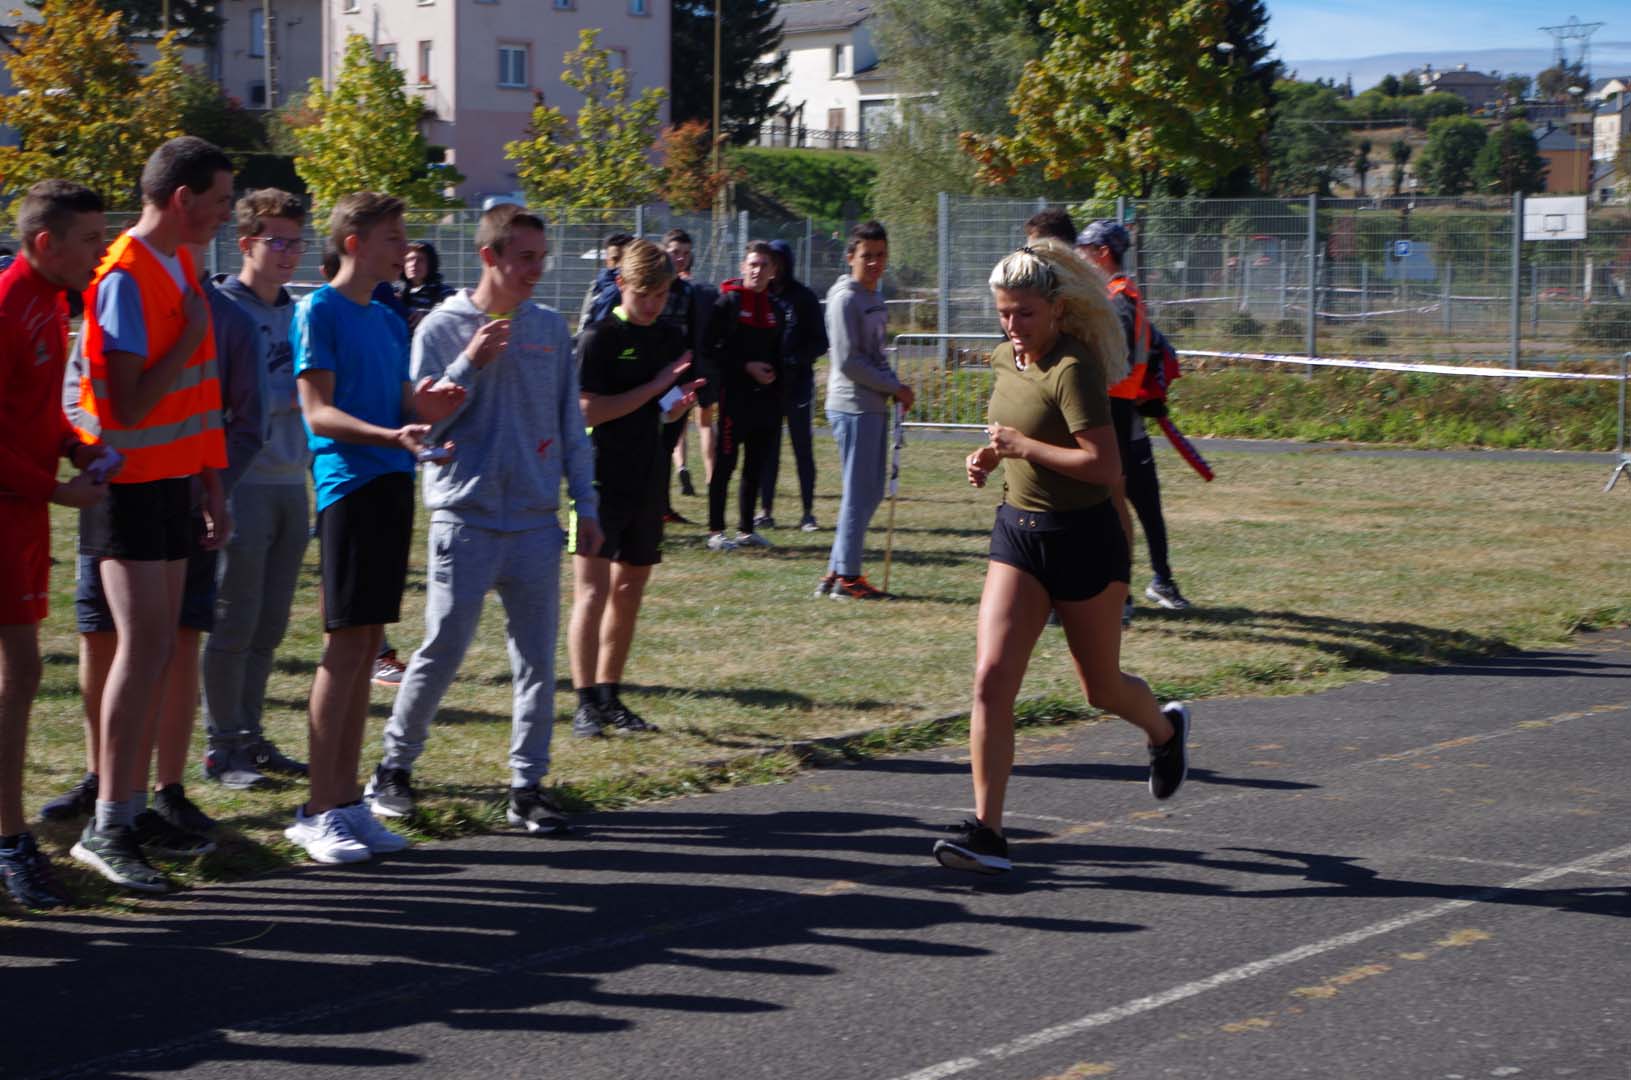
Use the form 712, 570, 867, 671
250, 236, 308, 254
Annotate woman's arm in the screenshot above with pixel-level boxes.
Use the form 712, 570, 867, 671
986, 422, 1122, 487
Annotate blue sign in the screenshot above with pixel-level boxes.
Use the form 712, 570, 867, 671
1393, 240, 1412, 258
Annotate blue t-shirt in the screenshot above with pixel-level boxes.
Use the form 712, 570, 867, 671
291, 284, 414, 511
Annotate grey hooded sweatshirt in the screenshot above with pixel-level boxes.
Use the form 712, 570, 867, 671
214, 274, 307, 487
823, 274, 901, 415
412, 289, 597, 531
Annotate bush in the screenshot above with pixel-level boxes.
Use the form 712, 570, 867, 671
1574, 304, 1631, 348
1352, 327, 1390, 348
1220, 312, 1263, 339
1162, 305, 1198, 332
1271, 318, 1303, 340
729, 147, 877, 225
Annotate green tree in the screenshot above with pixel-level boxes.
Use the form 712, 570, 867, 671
0, 0, 193, 210
1501, 74, 1531, 104
1388, 138, 1412, 196
1375, 74, 1402, 97
964, 0, 1271, 198
1352, 138, 1373, 196
670, 0, 785, 145
287, 34, 463, 211
1473, 120, 1548, 194
1535, 61, 1587, 101
1266, 80, 1350, 196
505, 29, 666, 210
1415, 115, 1487, 195
28, 0, 221, 42
1210, 0, 1282, 195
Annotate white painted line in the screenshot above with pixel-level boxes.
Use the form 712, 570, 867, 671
885, 841, 1631, 1080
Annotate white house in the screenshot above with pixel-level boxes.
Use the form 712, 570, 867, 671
759, 0, 905, 150
1593, 87, 1631, 164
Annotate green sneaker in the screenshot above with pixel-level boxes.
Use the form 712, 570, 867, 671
70, 823, 171, 893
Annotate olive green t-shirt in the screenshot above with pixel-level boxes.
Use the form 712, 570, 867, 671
987, 333, 1114, 512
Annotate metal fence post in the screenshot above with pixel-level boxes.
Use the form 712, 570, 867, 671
738, 209, 749, 265
1305, 193, 1317, 371
1442, 264, 1452, 334
803, 216, 813, 283
1530, 264, 1539, 331
936, 192, 950, 350
1509, 192, 1523, 369
634, 204, 645, 240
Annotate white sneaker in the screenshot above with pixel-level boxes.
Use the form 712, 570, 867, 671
705, 532, 737, 551
284, 807, 371, 864
734, 531, 772, 549
341, 801, 410, 854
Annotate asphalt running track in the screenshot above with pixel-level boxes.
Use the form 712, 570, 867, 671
5, 631, 1629, 1079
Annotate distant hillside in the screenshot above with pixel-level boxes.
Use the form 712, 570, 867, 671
1284, 43, 1631, 89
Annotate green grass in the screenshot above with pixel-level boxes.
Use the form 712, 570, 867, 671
17, 431, 1631, 909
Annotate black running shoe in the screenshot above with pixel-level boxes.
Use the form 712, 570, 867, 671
0, 833, 71, 909
153, 782, 216, 834
39, 772, 97, 822
71, 824, 171, 892
366, 765, 416, 818
678, 467, 696, 497
604, 701, 659, 734
571, 702, 608, 738
1144, 577, 1192, 611
933, 819, 1011, 874
507, 786, 571, 835
1148, 702, 1191, 800
133, 810, 216, 858
202, 738, 271, 790
248, 736, 308, 777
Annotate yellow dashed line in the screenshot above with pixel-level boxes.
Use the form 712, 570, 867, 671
1038, 1063, 1116, 1078
1436, 928, 1492, 948
1219, 1016, 1276, 1033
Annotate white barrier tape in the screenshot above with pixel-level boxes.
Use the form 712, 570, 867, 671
1179, 348, 1624, 382
1150, 296, 1243, 306
1285, 303, 1443, 319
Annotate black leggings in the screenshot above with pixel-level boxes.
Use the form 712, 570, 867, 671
709, 414, 777, 534
661, 416, 687, 513
760, 373, 817, 518
1123, 436, 1172, 581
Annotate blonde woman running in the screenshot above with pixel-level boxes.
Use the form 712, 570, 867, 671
934, 241, 1190, 875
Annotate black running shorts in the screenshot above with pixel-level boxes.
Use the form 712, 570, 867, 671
988, 500, 1130, 603
317, 473, 414, 631
592, 491, 664, 567
78, 477, 193, 562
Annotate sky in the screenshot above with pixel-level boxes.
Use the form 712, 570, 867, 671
1270, 1, 1631, 84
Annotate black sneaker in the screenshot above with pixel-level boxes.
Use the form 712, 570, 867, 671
153, 782, 216, 835
202, 738, 271, 790
247, 736, 308, 777
604, 701, 659, 734
1145, 577, 1192, 611
678, 467, 696, 497
571, 702, 608, 738
753, 513, 776, 531
0, 833, 71, 909
933, 818, 1012, 875
507, 786, 570, 835
1122, 596, 1134, 628
1148, 702, 1191, 800
366, 766, 416, 818
71, 824, 171, 892
39, 772, 97, 822
132, 810, 216, 858
799, 514, 819, 532
813, 571, 838, 598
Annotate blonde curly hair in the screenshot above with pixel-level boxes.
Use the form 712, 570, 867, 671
988, 238, 1128, 386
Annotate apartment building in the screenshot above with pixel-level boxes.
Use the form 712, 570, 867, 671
214, 0, 325, 110
323, 0, 671, 203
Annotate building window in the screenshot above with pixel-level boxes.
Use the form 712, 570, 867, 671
608, 48, 628, 70
343, 0, 359, 11
629, 0, 649, 13
417, 40, 433, 83
498, 45, 529, 89
552, 0, 573, 9
831, 44, 849, 77
378, 43, 399, 67
249, 7, 264, 57
248, 81, 266, 108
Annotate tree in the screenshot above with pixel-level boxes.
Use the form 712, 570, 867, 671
1473, 121, 1547, 194
287, 34, 463, 211
1375, 74, 1402, 97
1210, 0, 1283, 195
659, 120, 733, 212
1389, 139, 1412, 196
1352, 138, 1373, 196
1501, 74, 1531, 105
963, 0, 1271, 199
29, 0, 221, 43
1535, 61, 1587, 101
1414, 115, 1487, 195
670, 0, 785, 146
505, 29, 666, 210
1266, 80, 1350, 196
0, 0, 192, 211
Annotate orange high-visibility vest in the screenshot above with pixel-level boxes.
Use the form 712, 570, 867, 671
78, 233, 226, 483
1107, 274, 1152, 402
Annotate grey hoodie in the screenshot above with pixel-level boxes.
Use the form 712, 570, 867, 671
412, 289, 597, 531
214, 274, 308, 487
823, 274, 900, 415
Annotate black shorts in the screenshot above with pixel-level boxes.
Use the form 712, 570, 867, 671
79, 477, 194, 561
988, 501, 1130, 603
591, 491, 663, 567
75, 544, 217, 634
317, 473, 414, 631
1111, 398, 1135, 473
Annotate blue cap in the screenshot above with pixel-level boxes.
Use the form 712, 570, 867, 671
1076, 219, 1130, 256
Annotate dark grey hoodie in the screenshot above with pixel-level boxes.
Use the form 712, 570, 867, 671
214, 274, 308, 487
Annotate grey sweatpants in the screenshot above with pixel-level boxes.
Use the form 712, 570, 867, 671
825, 410, 889, 578
202, 482, 309, 740
381, 519, 565, 787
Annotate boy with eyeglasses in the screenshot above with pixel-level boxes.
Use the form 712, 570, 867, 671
201, 189, 313, 787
